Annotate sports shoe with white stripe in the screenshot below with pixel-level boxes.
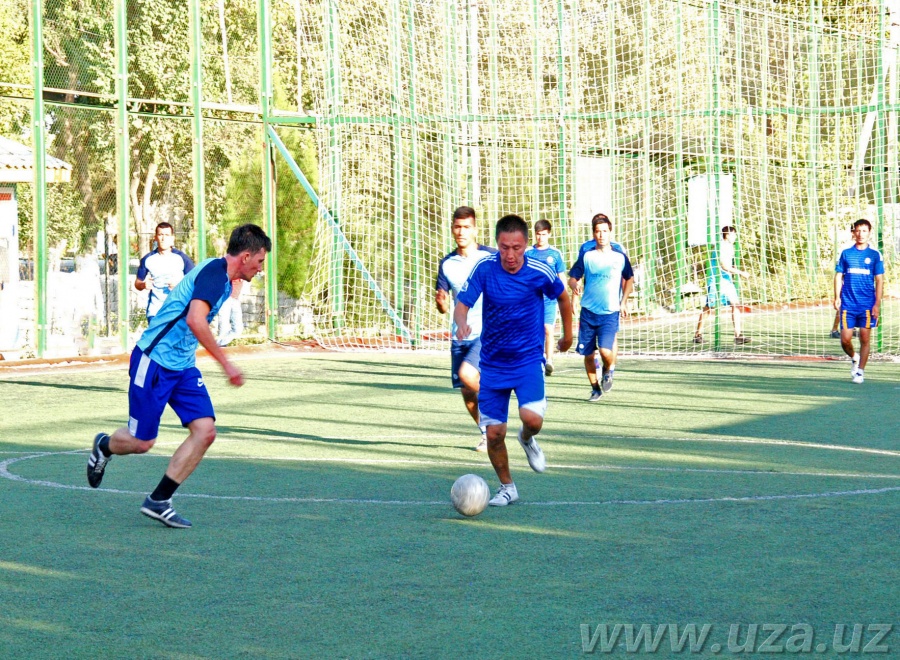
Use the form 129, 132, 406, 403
852, 369, 864, 385
488, 482, 519, 507
87, 433, 111, 488
140, 496, 192, 528
517, 428, 546, 473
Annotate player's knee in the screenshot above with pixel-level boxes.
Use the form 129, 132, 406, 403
132, 439, 156, 454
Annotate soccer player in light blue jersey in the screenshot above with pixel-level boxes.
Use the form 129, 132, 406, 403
135, 222, 195, 322
435, 206, 496, 452
835, 218, 884, 384
694, 225, 751, 345
526, 219, 567, 376
87, 224, 271, 528
568, 214, 634, 401
454, 214, 573, 506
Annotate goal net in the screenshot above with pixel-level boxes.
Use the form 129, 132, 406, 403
272, 0, 895, 358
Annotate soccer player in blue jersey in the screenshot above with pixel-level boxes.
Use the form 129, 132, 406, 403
454, 214, 573, 506
571, 213, 628, 372
86, 224, 271, 528
135, 222, 195, 322
568, 214, 634, 401
435, 207, 496, 452
834, 218, 884, 384
526, 219, 567, 376
693, 225, 751, 345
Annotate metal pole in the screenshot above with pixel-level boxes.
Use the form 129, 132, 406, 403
674, 0, 685, 313
532, 0, 541, 222
408, 0, 421, 344
806, 0, 820, 279
259, 0, 278, 339
489, 0, 498, 234
326, 0, 344, 330
190, 0, 206, 260
390, 0, 404, 323
556, 0, 568, 249
114, 0, 130, 350
468, 0, 480, 208
32, 0, 47, 357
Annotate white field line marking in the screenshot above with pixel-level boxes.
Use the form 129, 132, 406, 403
1, 451, 898, 507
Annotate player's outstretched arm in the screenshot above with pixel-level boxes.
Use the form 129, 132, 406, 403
453, 301, 471, 340
186, 299, 244, 387
556, 290, 574, 353
833, 272, 843, 311
435, 288, 450, 314
620, 277, 635, 318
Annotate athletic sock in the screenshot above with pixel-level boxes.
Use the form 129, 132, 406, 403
98, 435, 111, 457
150, 475, 181, 502
592, 382, 601, 392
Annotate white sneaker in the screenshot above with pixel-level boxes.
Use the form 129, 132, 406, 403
851, 354, 860, 377
517, 428, 546, 473
852, 370, 864, 384
475, 435, 488, 453
489, 482, 519, 506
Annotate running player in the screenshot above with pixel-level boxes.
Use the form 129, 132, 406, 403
435, 206, 496, 452
525, 219, 567, 376
86, 224, 271, 528
568, 214, 634, 401
834, 218, 884, 384
454, 214, 573, 506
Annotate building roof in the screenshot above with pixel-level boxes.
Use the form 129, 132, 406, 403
0, 136, 72, 183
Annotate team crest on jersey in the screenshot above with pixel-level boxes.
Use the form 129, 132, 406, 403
865, 257, 871, 264
547, 257, 556, 266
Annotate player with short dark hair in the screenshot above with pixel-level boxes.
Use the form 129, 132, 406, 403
693, 225, 750, 345
569, 214, 634, 401
86, 223, 272, 528
834, 218, 883, 384
135, 222, 195, 321
526, 219, 567, 376
435, 207, 496, 452
454, 214, 573, 506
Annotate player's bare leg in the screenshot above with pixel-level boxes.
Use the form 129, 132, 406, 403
544, 324, 554, 375
857, 327, 872, 369
486, 423, 511, 484
109, 427, 157, 455
694, 307, 710, 342
459, 362, 487, 451
164, 417, 217, 483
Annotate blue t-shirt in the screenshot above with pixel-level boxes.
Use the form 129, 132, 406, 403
137, 257, 231, 371
568, 244, 634, 315
136, 248, 195, 318
525, 245, 565, 301
457, 254, 565, 369
435, 245, 496, 341
836, 244, 884, 312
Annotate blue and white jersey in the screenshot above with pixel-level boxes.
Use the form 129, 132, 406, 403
569, 245, 634, 315
836, 244, 884, 312
569, 240, 627, 280
136, 248, 195, 318
525, 245, 565, 300
457, 254, 565, 369
137, 257, 232, 371
435, 245, 496, 340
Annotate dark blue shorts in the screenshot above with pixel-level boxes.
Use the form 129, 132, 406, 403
478, 361, 547, 426
841, 309, 878, 330
450, 338, 482, 389
127, 348, 216, 441
577, 308, 620, 354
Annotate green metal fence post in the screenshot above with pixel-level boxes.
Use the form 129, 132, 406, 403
114, 0, 130, 350
259, 0, 278, 339
806, 0, 820, 280
190, 0, 207, 259
556, 0, 568, 249
326, 0, 344, 331
532, 0, 541, 223
408, 0, 421, 344
32, 0, 47, 357
674, 0, 686, 313
390, 0, 405, 325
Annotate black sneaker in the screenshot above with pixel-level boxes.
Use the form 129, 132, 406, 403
588, 389, 602, 402
544, 362, 554, 376
140, 496, 192, 528
734, 335, 751, 345
87, 433, 111, 488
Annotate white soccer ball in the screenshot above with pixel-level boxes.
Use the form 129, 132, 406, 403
450, 474, 490, 517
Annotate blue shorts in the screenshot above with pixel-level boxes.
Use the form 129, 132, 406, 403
127, 348, 216, 441
478, 362, 547, 426
450, 338, 482, 389
705, 277, 738, 308
841, 309, 878, 330
542, 296, 558, 326
577, 308, 620, 354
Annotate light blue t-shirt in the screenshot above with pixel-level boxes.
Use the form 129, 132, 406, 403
136, 248, 195, 319
137, 257, 231, 371
525, 245, 565, 301
836, 244, 884, 312
569, 245, 634, 315
435, 245, 496, 341
457, 254, 565, 369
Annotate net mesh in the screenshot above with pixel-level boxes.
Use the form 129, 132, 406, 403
0, 0, 896, 359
